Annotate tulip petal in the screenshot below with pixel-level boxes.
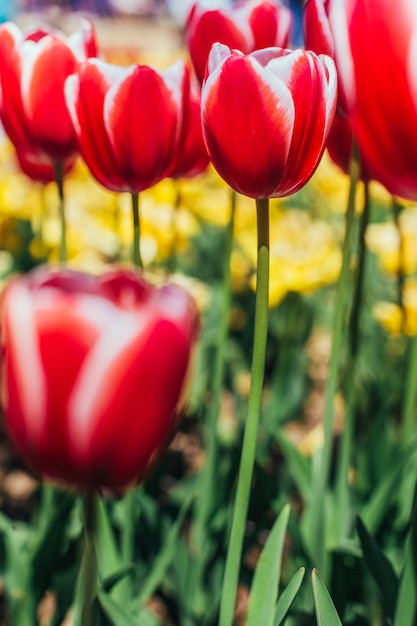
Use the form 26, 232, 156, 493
104, 65, 180, 191
20, 36, 79, 160
2, 283, 47, 458
202, 48, 294, 198
65, 60, 127, 191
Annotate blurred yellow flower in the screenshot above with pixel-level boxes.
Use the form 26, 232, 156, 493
373, 279, 417, 336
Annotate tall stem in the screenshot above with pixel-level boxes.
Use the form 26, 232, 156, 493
81, 492, 97, 626
53, 160, 66, 264
401, 336, 417, 446
333, 181, 370, 543
308, 145, 360, 575
169, 180, 182, 273
392, 197, 405, 321
218, 197, 269, 626
131, 192, 143, 269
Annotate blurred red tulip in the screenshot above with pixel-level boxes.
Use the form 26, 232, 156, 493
303, 0, 349, 114
14, 149, 75, 184
170, 86, 209, 179
326, 115, 372, 182
0, 19, 98, 165
1, 267, 199, 491
65, 58, 190, 193
186, 0, 293, 84
201, 44, 337, 199
328, 0, 417, 201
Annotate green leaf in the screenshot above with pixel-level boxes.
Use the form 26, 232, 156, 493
356, 516, 398, 617
98, 588, 161, 626
274, 567, 305, 626
246, 504, 291, 626
95, 497, 122, 582
135, 494, 193, 609
274, 430, 311, 501
361, 445, 417, 534
312, 569, 343, 626
393, 537, 417, 626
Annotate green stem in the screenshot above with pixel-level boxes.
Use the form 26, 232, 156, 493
53, 160, 66, 264
308, 145, 360, 575
131, 192, 143, 269
333, 181, 371, 543
349, 181, 370, 360
168, 180, 182, 273
392, 196, 405, 320
81, 492, 97, 626
218, 197, 269, 626
401, 336, 417, 446
120, 489, 134, 599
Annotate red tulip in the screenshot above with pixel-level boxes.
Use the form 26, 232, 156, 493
0, 19, 98, 165
0, 267, 199, 491
328, 0, 417, 201
169, 86, 209, 179
201, 44, 337, 199
326, 115, 372, 182
14, 149, 74, 184
65, 58, 190, 193
186, 0, 293, 84
303, 0, 349, 114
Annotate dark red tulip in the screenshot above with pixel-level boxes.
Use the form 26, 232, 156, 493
328, 0, 417, 201
201, 44, 337, 199
1, 267, 199, 491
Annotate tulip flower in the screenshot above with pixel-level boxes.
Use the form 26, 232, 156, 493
328, 0, 417, 201
1, 267, 199, 491
170, 86, 209, 180
186, 0, 293, 84
202, 42, 336, 626
65, 58, 190, 267
0, 19, 98, 164
201, 44, 337, 200
303, 0, 351, 115
0, 19, 98, 262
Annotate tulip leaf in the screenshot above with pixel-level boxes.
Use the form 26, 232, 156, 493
135, 493, 194, 609
361, 444, 417, 534
274, 430, 311, 501
312, 569, 343, 626
393, 536, 417, 626
273, 567, 305, 626
0, 513, 34, 626
246, 504, 291, 626
356, 516, 398, 617
95, 497, 122, 581
98, 588, 161, 626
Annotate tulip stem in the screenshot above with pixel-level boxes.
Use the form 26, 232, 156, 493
218, 197, 269, 626
169, 180, 182, 273
131, 192, 143, 269
81, 492, 97, 626
392, 196, 405, 320
54, 160, 67, 264
308, 143, 360, 576
333, 180, 370, 543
